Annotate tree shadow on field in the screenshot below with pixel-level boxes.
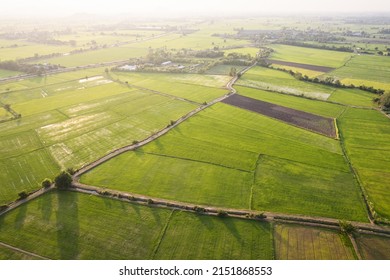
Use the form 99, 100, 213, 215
39, 191, 53, 222
14, 203, 27, 230
129, 203, 141, 218
102, 195, 112, 208
56, 191, 79, 260
150, 207, 163, 226
221, 217, 241, 241
195, 213, 214, 230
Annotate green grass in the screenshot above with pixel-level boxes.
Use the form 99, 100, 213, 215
81, 103, 367, 220
252, 155, 367, 221
274, 224, 356, 260
0, 190, 274, 259
269, 44, 352, 68
237, 66, 334, 100
356, 234, 390, 259
338, 108, 390, 220
155, 211, 273, 259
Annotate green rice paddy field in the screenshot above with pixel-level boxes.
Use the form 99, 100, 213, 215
237, 66, 377, 106
0, 69, 231, 204
81, 103, 368, 221
1, 30, 390, 260
0, 191, 274, 260
0, 191, 389, 260
327, 55, 390, 91
269, 44, 352, 68
1, 190, 385, 260
338, 108, 390, 221
237, 66, 334, 100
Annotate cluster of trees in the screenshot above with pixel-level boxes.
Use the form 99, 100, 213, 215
193, 50, 224, 58
0, 60, 61, 75
379, 29, 390, 34
376, 92, 390, 109
226, 52, 253, 60
1, 30, 75, 46
146, 48, 172, 64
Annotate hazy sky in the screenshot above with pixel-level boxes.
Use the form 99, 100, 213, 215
1, 0, 390, 17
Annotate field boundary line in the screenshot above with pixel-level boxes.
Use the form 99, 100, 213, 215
151, 210, 174, 259
336, 113, 375, 224
0, 241, 51, 260
116, 81, 202, 106
143, 151, 252, 173
348, 234, 362, 260
250, 153, 263, 210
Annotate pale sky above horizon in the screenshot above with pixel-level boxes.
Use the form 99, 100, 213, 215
1, 0, 390, 17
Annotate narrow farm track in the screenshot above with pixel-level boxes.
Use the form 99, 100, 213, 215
0, 241, 50, 260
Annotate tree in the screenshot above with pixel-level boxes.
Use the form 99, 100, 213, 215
229, 67, 237, 77
54, 171, 72, 189
339, 220, 355, 234
18, 191, 29, 200
380, 92, 390, 109
41, 178, 52, 188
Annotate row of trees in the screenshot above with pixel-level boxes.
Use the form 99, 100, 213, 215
276, 40, 353, 53
0, 60, 60, 76
271, 66, 385, 95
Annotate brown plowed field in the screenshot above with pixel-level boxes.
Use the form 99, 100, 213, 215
222, 94, 336, 138
265, 59, 335, 72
